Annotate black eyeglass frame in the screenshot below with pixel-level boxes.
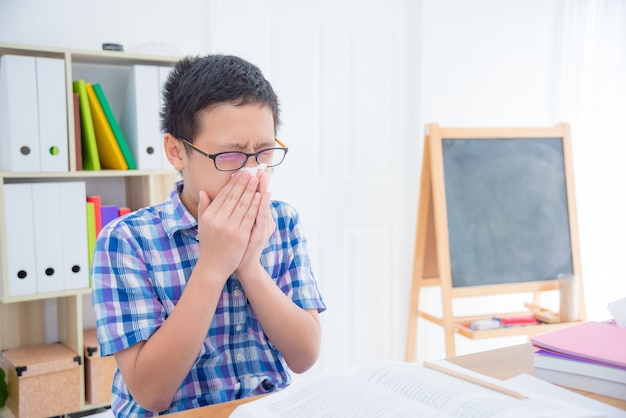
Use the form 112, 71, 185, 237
179, 137, 289, 172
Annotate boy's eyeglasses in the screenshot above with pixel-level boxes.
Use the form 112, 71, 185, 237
179, 138, 289, 172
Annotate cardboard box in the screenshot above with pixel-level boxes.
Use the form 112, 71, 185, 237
1, 343, 81, 418
83, 328, 116, 405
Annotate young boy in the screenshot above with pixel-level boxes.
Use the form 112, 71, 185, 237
91, 54, 326, 416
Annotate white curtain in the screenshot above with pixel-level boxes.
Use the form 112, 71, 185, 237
556, 0, 626, 320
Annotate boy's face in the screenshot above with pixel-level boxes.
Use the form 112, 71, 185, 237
168, 103, 276, 219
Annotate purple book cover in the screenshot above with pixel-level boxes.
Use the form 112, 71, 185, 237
534, 348, 626, 371
101, 205, 119, 229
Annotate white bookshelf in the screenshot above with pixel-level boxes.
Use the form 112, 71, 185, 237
0, 43, 179, 415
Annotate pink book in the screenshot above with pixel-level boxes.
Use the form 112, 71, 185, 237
118, 207, 131, 216
531, 321, 626, 368
86, 195, 102, 236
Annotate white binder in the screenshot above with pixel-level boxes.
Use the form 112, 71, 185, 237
159, 65, 174, 169
31, 183, 65, 293
121, 65, 163, 170
0, 55, 40, 172
36, 57, 69, 172
59, 182, 90, 290
3, 184, 37, 297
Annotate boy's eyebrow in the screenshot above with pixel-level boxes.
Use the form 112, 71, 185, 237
218, 139, 277, 151
257, 139, 278, 148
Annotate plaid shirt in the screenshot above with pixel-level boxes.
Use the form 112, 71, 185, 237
91, 180, 326, 417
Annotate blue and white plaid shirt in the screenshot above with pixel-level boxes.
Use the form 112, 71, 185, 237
91, 180, 326, 416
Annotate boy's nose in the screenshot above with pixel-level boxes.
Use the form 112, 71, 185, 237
239, 163, 267, 175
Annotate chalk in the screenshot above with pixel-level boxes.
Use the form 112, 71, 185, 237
469, 318, 501, 330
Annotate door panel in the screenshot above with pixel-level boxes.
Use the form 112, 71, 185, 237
208, 0, 417, 373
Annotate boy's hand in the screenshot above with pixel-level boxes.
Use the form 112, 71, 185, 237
196, 171, 261, 279
237, 169, 276, 280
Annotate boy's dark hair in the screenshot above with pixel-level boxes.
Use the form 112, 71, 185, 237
160, 54, 281, 143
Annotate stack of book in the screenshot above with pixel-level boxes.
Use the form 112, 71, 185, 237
84, 195, 131, 276
73, 80, 136, 170
530, 321, 626, 401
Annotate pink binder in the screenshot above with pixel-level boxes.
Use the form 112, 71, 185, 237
531, 321, 626, 368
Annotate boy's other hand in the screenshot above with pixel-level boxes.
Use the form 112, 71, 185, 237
236, 169, 276, 280
196, 171, 261, 279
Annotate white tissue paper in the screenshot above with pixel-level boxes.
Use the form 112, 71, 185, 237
607, 296, 626, 328
238, 163, 267, 175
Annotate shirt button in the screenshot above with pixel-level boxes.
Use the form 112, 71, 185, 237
233, 288, 242, 297
236, 352, 244, 362
235, 324, 243, 332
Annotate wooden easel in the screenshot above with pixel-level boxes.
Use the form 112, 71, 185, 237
405, 123, 586, 360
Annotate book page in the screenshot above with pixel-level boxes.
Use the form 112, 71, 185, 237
230, 374, 447, 418
507, 373, 624, 418
354, 361, 604, 418
231, 361, 604, 418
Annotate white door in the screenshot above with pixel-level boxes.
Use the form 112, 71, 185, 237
208, 0, 419, 374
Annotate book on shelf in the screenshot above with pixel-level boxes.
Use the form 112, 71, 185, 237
530, 321, 626, 369
86, 202, 96, 287
92, 83, 137, 170
73, 93, 83, 171
121, 65, 164, 170
230, 360, 603, 418
0, 54, 40, 172
73, 80, 101, 171
0, 55, 67, 172
59, 182, 90, 291
118, 207, 131, 217
86, 82, 128, 170
35, 56, 69, 172
101, 205, 119, 229
86, 195, 103, 236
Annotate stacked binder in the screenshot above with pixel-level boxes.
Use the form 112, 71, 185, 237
531, 321, 626, 401
0, 55, 68, 172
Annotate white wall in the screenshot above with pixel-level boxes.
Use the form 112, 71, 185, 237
0, 0, 210, 56
416, 0, 562, 358
205, 0, 420, 373
416, 0, 626, 359
420, 0, 557, 127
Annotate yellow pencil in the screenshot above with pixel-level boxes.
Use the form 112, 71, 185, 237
423, 360, 527, 399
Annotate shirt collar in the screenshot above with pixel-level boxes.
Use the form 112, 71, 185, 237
161, 179, 198, 239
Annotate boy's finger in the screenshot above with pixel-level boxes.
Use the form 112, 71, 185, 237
229, 175, 260, 225
197, 190, 210, 217
257, 170, 269, 195
240, 192, 262, 230
208, 171, 252, 215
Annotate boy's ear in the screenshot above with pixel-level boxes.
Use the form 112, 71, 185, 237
163, 134, 185, 171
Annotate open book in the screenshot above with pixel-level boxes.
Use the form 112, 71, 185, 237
231, 360, 604, 418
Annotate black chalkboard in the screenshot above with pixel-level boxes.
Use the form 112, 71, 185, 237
441, 138, 573, 287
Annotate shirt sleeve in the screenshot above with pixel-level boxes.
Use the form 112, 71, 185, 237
269, 201, 326, 313
91, 222, 167, 357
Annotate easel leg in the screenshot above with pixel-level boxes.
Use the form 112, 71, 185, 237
441, 291, 456, 357
405, 278, 421, 362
